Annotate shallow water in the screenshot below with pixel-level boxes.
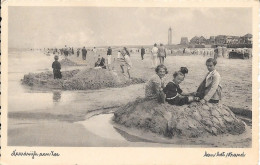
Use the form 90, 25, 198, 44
8, 50, 145, 146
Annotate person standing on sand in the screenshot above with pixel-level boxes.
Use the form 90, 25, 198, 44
60, 48, 63, 55
93, 47, 97, 55
195, 58, 222, 104
141, 47, 145, 60
77, 48, 80, 57
158, 43, 167, 64
52, 55, 62, 79
145, 64, 168, 103
72, 47, 74, 55
107, 46, 112, 70
93, 47, 97, 61
214, 47, 218, 59
82, 47, 87, 60
117, 50, 122, 59
120, 47, 132, 79
151, 43, 159, 68
64, 45, 69, 58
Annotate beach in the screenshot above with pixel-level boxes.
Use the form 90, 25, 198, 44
8, 49, 252, 147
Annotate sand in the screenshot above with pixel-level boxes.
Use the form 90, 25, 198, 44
21, 70, 80, 89
60, 58, 83, 66
114, 99, 246, 138
63, 68, 145, 90
10, 51, 252, 147
21, 68, 145, 90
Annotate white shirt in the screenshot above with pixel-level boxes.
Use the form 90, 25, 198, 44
117, 52, 121, 58
151, 47, 158, 55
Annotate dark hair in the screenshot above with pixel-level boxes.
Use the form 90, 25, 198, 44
206, 58, 217, 66
101, 57, 105, 63
155, 64, 168, 74
173, 67, 188, 78
154, 43, 157, 47
180, 67, 188, 74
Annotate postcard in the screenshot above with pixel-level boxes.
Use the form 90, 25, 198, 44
1, 0, 259, 164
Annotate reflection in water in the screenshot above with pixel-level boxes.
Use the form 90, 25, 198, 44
53, 91, 62, 102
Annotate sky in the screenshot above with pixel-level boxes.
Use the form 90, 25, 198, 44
8, 7, 252, 48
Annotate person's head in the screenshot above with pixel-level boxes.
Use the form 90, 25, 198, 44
160, 43, 163, 46
206, 58, 217, 72
118, 50, 121, 52
173, 67, 188, 85
54, 55, 59, 61
154, 43, 157, 47
94, 47, 96, 49
155, 64, 168, 79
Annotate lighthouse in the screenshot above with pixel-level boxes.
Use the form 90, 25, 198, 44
168, 27, 172, 45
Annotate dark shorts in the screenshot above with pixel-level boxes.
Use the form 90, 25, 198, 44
166, 96, 189, 106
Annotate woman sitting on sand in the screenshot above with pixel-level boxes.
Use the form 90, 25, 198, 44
145, 64, 168, 103
195, 58, 222, 104
163, 67, 199, 106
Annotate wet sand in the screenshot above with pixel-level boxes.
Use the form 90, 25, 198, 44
8, 113, 251, 147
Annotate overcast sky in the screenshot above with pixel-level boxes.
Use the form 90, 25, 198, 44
9, 7, 252, 48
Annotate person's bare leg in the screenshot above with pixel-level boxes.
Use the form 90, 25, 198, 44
127, 69, 131, 79
120, 65, 124, 73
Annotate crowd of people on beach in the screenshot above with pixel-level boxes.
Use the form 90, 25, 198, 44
49, 43, 222, 107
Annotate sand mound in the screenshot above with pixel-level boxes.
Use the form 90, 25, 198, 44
22, 68, 145, 90
113, 99, 246, 138
60, 58, 81, 66
63, 68, 145, 90
22, 70, 80, 89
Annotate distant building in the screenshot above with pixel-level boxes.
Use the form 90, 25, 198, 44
240, 33, 252, 44
198, 36, 207, 44
209, 36, 215, 44
168, 27, 172, 45
226, 36, 240, 44
190, 36, 200, 44
180, 37, 189, 45
188, 33, 252, 46
190, 36, 207, 45
215, 35, 227, 44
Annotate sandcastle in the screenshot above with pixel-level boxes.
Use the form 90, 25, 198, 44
22, 68, 145, 90
113, 99, 246, 138
60, 58, 83, 66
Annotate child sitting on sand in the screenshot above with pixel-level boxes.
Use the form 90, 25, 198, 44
163, 67, 199, 106
195, 58, 222, 104
52, 55, 62, 79
94, 55, 106, 69
145, 64, 168, 103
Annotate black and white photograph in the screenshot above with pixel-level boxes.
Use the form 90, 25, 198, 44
1, 1, 259, 164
